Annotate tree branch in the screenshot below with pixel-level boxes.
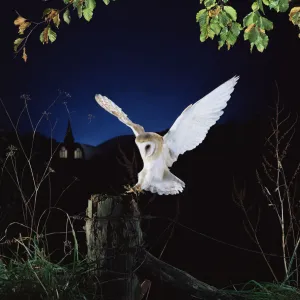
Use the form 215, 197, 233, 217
137, 250, 245, 300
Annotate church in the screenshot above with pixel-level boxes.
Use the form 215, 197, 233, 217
57, 119, 100, 161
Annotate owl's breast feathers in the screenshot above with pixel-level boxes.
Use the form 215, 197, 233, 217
137, 150, 185, 195
135, 133, 185, 194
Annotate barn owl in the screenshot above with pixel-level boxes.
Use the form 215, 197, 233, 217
95, 75, 239, 195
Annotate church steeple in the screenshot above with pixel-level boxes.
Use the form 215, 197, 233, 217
58, 119, 84, 160
64, 119, 75, 144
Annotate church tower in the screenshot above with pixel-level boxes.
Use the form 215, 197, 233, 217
59, 119, 85, 160
64, 119, 75, 145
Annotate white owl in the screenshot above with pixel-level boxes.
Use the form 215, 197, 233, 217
95, 76, 239, 195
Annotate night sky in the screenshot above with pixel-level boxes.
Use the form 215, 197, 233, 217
1, 0, 300, 146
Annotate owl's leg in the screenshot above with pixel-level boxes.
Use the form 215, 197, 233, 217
124, 169, 146, 195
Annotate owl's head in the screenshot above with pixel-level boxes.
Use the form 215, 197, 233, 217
135, 132, 163, 160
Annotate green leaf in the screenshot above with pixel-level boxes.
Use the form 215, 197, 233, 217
83, 8, 93, 21
223, 6, 237, 21
243, 12, 259, 27
220, 27, 229, 41
256, 42, 264, 52
269, 0, 289, 12
291, 11, 300, 25
262, 0, 270, 5
73, 0, 81, 8
85, 0, 97, 10
226, 31, 238, 45
261, 32, 269, 48
13, 38, 24, 52
199, 32, 206, 42
254, 32, 269, 52
204, 0, 216, 9
207, 26, 215, 39
218, 27, 228, 49
53, 13, 61, 28
278, 0, 289, 12
218, 11, 230, 28
63, 0, 71, 4
218, 39, 225, 49
103, 0, 110, 5
63, 9, 71, 24
258, 0, 265, 14
196, 9, 207, 22
197, 10, 208, 26
77, 5, 83, 18
230, 22, 242, 36
210, 22, 221, 35
251, 2, 259, 11
200, 24, 208, 42
248, 27, 259, 43
48, 27, 57, 43
42, 8, 52, 18
260, 16, 273, 30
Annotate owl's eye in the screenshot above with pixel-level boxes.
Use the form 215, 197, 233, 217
145, 144, 151, 153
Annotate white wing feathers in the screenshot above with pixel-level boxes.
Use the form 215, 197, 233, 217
95, 94, 144, 136
163, 75, 239, 166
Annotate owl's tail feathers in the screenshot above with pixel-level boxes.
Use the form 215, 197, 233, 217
144, 171, 185, 196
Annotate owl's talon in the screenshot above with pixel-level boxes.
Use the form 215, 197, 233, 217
135, 184, 144, 194
124, 184, 144, 195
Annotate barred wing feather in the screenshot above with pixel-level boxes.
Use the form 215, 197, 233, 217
95, 94, 144, 136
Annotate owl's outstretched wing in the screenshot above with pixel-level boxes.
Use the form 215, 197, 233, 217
95, 94, 145, 136
163, 75, 239, 166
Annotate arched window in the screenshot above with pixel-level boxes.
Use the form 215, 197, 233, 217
74, 148, 82, 159
59, 146, 67, 158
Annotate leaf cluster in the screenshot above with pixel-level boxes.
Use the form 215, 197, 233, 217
196, 0, 300, 52
13, 0, 114, 62
39, 0, 98, 45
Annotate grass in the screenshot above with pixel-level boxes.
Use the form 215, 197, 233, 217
1, 238, 300, 300
0, 238, 102, 300
1, 248, 300, 300
227, 280, 300, 300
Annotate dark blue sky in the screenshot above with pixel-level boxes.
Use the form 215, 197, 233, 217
1, 0, 300, 146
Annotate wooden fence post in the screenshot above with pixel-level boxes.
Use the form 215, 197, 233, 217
85, 194, 143, 300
